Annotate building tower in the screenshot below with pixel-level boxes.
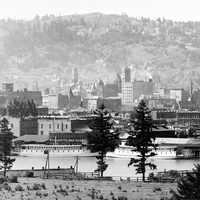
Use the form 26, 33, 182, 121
115, 73, 122, 93
124, 67, 131, 82
121, 67, 134, 106
73, 68, 78, 85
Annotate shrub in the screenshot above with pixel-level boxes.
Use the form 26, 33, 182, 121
32, 183, 41, 190
2, 182, 11, 191
25, 171, 34, 177
153, 187, 162, 192
43, 192, 48, 197
118, 186, 122, 190
118, 196, 128, 200
15, 184, 24, 191
41, 183, 46, 190
0, 177, 7, 184
57, 188, 68, 196
99, 195, 104, 199
8, 175, 18, 183
35, 191, 42, 197
170, 164, 200, 200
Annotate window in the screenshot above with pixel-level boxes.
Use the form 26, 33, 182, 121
41, 124, 43, 129
57, 124, 60, 129
66, 124, 68, 129
10, 123, 14, 128
40, 131, 44, 135
49, 124, 51, 129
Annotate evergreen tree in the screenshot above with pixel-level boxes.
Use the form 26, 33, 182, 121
126, 100, 157, 182
171, 164, 200, 200
0, 118, 15, 177
87, 104, 120, 177
7, 99, 38, 118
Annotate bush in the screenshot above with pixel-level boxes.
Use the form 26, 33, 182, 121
118, 196, 128, 200
118, 186, 122, 190
15, 184, 24, 191
25, 171, 34, 177
170, 164, 200, 200
35, 191, 42, 197
41, 183, 46, 190
56, 188, 68, 196
8, 175, 18, 183
2, 182, 11, 191
0, 177, 7, 184
153, 187, 162, 192
32, 183, 41, 190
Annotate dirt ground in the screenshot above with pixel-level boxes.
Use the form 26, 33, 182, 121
0, 177, 176, 200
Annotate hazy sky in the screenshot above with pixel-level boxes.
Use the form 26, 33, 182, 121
1, 0, 200, 21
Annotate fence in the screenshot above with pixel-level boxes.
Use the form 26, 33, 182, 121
1, 168, 193, 183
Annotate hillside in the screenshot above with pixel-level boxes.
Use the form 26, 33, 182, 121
1, 13, 200, 91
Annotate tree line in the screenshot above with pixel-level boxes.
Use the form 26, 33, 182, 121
7, 99, 38, 118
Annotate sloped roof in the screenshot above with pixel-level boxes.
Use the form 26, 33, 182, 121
69, 107, 89, 113
152, 126, 174, 132
14, 135, 49, 143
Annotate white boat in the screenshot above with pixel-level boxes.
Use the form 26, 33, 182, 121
106, 145, 177, 159
19, 144, 97, 157
19, 143, 177, 158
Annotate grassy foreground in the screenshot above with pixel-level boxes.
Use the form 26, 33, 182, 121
0, 177, 176, 200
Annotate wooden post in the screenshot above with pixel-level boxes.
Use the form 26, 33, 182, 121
43, 150, 50, 178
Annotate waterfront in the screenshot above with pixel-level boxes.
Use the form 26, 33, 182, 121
12, 156, 200, 177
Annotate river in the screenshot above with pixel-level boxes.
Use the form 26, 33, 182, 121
12, 156, 200, 177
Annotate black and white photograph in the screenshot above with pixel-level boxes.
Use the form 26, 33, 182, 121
0, 0, 199, 199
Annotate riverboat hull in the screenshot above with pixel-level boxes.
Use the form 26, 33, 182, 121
106, 146, 177, 159
19, 144, 98, 157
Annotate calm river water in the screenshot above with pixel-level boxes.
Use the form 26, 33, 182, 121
12, 156, 200, 177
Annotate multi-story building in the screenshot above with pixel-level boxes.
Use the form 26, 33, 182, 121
8, 115, 71, 137
85, 96, 99, 111
42, 94, 68, 111
7, 116, 21, 137
170, 89, 188, 103
103, 83, 119, 98
151, 110, 177, 123
132, 79, 154, 101
177, 111, 200, 127
97, 97, 121, 112
121, 82, 133, 106
154, 88, 170, 98
121, 67, 133, 106
2, 83, 14, 93
38, 116, 71, 136
148, 97, 177, 110
7, 116, 37, 137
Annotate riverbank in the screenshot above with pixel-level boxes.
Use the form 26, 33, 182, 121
0, 177, 175, 200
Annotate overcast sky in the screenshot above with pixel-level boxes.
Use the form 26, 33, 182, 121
1, 0, 200, 21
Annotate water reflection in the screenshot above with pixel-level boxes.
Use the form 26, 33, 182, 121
13, 156, 200, 177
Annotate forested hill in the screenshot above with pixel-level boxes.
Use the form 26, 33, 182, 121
1, 13, 200, 90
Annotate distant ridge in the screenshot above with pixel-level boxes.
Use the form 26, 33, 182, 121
0, 13, 199, 90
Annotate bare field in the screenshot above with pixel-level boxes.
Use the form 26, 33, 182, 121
0, 177, 176, 200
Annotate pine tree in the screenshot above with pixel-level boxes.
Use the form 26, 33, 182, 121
171, 164, 200, 200
7, 99, 38, 118
126, 100, 157, 182
87, 104, 120, 177
0, 118, 15, 177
